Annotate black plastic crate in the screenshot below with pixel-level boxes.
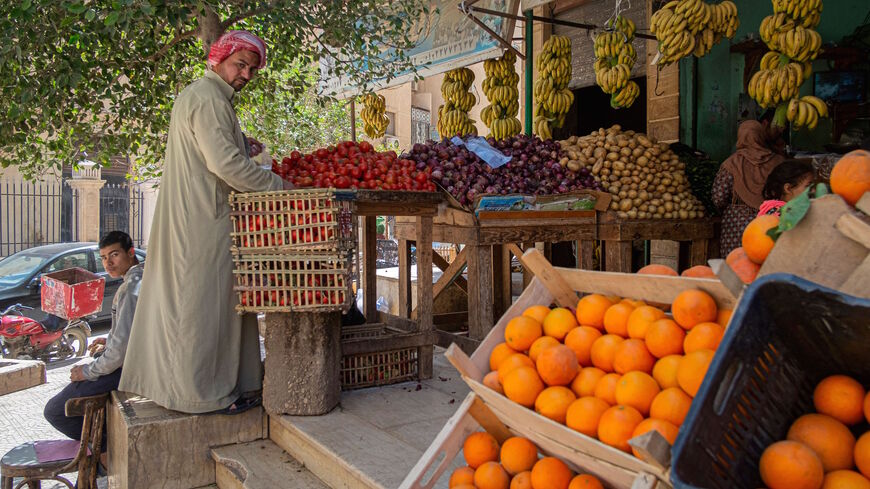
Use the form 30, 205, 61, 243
671, 274, 870, 489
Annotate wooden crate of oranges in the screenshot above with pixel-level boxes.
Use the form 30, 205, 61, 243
445, 249, 736, 488
400, 391, 659, 489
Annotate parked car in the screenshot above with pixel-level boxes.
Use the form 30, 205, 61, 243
0, 242, 146, 325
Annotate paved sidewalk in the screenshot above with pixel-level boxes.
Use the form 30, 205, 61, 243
0, 334, 108, 488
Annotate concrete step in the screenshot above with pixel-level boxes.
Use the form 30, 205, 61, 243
211, 440, 328, 489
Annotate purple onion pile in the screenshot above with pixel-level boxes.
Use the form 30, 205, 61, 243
402, 135, 603, 206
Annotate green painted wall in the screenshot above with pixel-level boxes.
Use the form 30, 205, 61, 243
679, 0, 870, 163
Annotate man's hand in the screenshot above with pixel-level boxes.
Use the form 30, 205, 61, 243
70, 365, 86, 382
282, 179, 296, 190
247, 137, 264, 157
88, 338, 106, 357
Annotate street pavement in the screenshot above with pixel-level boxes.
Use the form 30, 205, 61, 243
0, 332, 109, 489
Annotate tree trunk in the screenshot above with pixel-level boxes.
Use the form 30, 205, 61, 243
198, 7, 223, 55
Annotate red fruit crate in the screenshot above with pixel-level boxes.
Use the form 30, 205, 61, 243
340, 323, 420, 390
40, 267, 106, 320
232, 251, 351, 313
229, 189, 356, 253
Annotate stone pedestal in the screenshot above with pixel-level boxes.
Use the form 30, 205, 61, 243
0, 359, 45, 396
262, 312, 341, 416
66, 178, 105, 242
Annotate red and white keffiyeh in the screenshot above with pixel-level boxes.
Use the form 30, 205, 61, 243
207, 30, 267, 70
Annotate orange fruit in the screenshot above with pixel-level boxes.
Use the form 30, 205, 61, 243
855, 432, 870, 479
452, 486, 476, 489
598, 405, 644, 453
529, 336, 561, 363
683, 322, 724, 353
645, 319, 686, 358
498, 353, 535, 385
652, 355, 682, 390
523, 305, 552, 324
510, 471, 532, 489
474, 461, 510, 489
565, 396, 610, 438
814, 375, 866, 426
543, 308, 578, 341
505, 316, 543, 352
531, 457, 573, 489
590, 334, 624, 372
575, 294, 614, 331
716, 309, 732, 327
742, 214, 779, 264
536, 344, 579, 387
726, 247, 761, 284
535, 386, 577, 424
621, 298, 646, 308
677, 349, 714, 397
650, 387, 693, 427
615, 371, 661, 416
463, 431, 500, 469
568, 474, 604, 489
612, 339, 656, 374
865, 391, 870, 424
681, 265, 716, 278
759, 440, 825, 489
603, 303, 635, 337
500, 436, 538, 475
564, 326, 602, 367
637, 264, 678, 276
484, 371, 505, 394
491, 342, 519, 371
449, 466, 475, 488
671, 289, 717, 330
631, 418, 679, 457
571, 367, 607, 398
822, 470, 870, 489
503, 366, 546, 408
830, 150, 870, 206
787, 413, 857, 472
627, 306, 666, 339
593, 373, 621, 405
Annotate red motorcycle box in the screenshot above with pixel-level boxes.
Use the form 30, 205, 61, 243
40, 267, 106, 320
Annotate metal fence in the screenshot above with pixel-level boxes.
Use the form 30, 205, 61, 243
0, 179, 79, 258
100, 183, 145, 249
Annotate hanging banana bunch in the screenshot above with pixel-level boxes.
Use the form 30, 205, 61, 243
594, 16, 640, 109
533, 35, 573, 141
650, 0, 739, 65
360, 93, 389, 139
481, 51, 522, 140
750, 0, 826, 129
437, 67, 478, 137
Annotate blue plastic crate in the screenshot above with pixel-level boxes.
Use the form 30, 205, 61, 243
671, 273, 870, 489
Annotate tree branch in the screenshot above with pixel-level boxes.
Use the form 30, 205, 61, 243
143, 27, 199, 63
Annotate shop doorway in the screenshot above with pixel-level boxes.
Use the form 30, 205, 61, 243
554, 76, 648, 140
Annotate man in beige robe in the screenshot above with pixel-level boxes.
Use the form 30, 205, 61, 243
120, 31, 290, 413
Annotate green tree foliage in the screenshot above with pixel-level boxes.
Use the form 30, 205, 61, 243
0, 1, 430, 180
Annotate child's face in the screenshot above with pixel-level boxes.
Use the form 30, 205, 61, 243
783, 175, 813, 201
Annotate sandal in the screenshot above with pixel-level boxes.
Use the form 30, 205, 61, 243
207, 395, 262, 416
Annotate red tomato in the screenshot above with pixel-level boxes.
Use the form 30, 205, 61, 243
358, 141, 373, 153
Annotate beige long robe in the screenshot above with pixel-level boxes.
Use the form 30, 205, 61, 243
119, 70, 282, 413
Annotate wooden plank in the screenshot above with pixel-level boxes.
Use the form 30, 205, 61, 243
688, 239, 709, 267
468, 396, 513, 445
605, 240, 633, 273
856, 192, 870, 215
519, 249, 580, 308
433, 312, 468, 326
840, 255, 870, 299
708, 259, 745, 303
430, 247, 468, 302
342, 331, 437, 356
522, 243, 534, 289
417, 215, 435, 380
211, 440, 329, 489
578, 240, 596, 270
436, 330, 480, 355
363, 216, 378, 322
398, 239, 412, 318
478, 225, 596, 245
354, 203, 440, 217
628, 431, 672, 473
835, 213, 870, 249
492, 244, 508, 319
597, 217, 715, 241
466, 244, 494, 341
377, 312, 419, 332
478, 210, 595, 222
432, 248, 469, 293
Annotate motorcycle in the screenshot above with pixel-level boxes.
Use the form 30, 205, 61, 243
0, 304, 90, 361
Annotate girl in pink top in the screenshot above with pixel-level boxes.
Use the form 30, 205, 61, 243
758, 159, 815, 217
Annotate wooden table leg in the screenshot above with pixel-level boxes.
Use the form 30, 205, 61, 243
398, 238, 412, 318
605, 240, 633, 273
522, 242, 534, 289
492, 244, 507, 319
690, 239, 709, 267
467, 244, 494, 341
577, 240, 595, 270
416, 216, 434, 380
363, 216, 377, 322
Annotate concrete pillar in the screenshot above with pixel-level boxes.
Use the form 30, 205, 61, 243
66, 178, 105, 242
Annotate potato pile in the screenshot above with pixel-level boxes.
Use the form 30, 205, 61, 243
559, 125, 706, 219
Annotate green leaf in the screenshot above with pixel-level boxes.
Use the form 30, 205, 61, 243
21, 0, 32, 11
104, 11, 119, 27
85, 9, 96, 21
814, 183, 829, 197
768, 189, 812, 241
